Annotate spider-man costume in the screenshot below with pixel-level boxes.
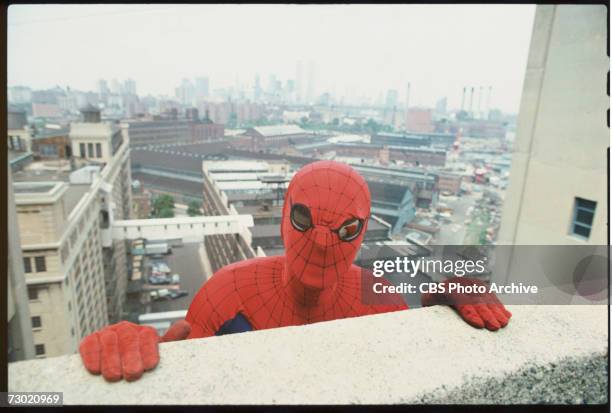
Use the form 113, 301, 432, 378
80, 160, 511, 382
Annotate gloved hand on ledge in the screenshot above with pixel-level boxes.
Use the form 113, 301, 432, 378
79, 319, 191, 382
421, 276, 512, 331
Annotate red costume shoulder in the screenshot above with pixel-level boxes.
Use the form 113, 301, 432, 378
185, 256, 284, 338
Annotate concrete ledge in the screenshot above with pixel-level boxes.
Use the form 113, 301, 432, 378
8, 305, 608, 405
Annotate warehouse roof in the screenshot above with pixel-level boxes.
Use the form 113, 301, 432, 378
252, 125, 308, 137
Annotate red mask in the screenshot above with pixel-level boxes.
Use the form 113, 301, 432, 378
281, 160, 371, 290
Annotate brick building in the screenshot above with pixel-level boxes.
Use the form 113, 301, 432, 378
30, 125, 71, 160
405, 108, 434, 133
189, 109, 225, 142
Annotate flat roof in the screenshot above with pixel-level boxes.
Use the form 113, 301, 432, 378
64, 184, 90, 216
235, 204, 283, 215
204, 160, 270, 173
253, 125, 308, 137
12, 168, 71, 183
353, 164, 437, 182
217, 181, 288, 191
18, 179, 60, 193
251, 224, 281, 239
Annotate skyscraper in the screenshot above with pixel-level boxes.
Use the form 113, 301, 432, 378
405, 82, 411, 109
97, 79, 109, 97
268, 74, 278, 95
385, 89, 398, 108
435, 97, 448, 115
176, 78, 195, 106
295, 60, 304, 103
306, 60, 315, 104
254, 74, 262, 102
195, 77, 210, 101
110, 79, 123, 95
124, 78, 137, 95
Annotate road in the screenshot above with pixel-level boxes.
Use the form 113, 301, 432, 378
149, 243, 209, 312
434, 191, 482, 245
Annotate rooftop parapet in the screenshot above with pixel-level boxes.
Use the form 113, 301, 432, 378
8, 305, 607, 404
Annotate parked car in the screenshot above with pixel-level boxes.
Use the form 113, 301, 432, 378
171, 274, 180, 284
150, 289, 171, 301
149, 274, 171, 285
168, 289, 189, 299
153, 263, 171, 274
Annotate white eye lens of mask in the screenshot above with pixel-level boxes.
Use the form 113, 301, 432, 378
337, 219, 362, 241
290, 204, 312, 232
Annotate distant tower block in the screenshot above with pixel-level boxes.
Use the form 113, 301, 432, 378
469, 87, 475, 115
486, 86, 493, 115
405, 83, 411, 109
461, 87, 466, 111
477, 86, 483, 118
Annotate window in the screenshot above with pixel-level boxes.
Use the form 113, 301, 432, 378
23, 257, 32, 273
71, 328, 75, 337
35, 344, 45, 356
571, 197, 597, 239
28, 287, 38, 301
68, 301, 71, 311
88, 143, 94, 157
39, 144, 58, 156
80, 143, 86, 158
35, 256, 46, 272
96, 143, 102, 158
31, 316, 42, 329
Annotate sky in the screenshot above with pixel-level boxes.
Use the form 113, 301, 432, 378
8, 4, 536, 113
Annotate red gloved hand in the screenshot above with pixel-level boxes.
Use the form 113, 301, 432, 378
79, 319, 191, 382
421, 277, 512, 331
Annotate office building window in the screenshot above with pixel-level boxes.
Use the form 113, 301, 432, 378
28, 287, 38, 301
23, 257, 32, 273
96, 143, 102, 158
35, 256, 46, 272
88, 143, 94, 157
571, 197, 596, 239
80, 143, 86, 158
31, 316, 42, 329
35, 344, 45, 356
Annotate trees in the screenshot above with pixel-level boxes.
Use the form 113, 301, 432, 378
227, 112, 238, 128
364, 118, 381, 134
187, 200, 202, 217
151, 194, 175, 218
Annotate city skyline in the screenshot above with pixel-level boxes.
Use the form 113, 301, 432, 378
8, 4, 535, 113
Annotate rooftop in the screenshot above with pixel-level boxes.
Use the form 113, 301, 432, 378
375, 132, 431, 141
32, 124, 70, 139
353, 164, 437, 183
252, 124, 308, 137
7, 305, 606, 404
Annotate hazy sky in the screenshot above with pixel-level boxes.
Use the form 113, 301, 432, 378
8, 4, 536, 112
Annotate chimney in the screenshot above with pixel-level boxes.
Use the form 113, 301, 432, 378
469, 87, 475, 115
477, 86, 483, 118
405, 83, 411, 110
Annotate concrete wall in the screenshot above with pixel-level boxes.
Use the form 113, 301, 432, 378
7, 168, 35, 361
7, 305, 607, 404
498, 5, 608, 246
15, 183, 68, 245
